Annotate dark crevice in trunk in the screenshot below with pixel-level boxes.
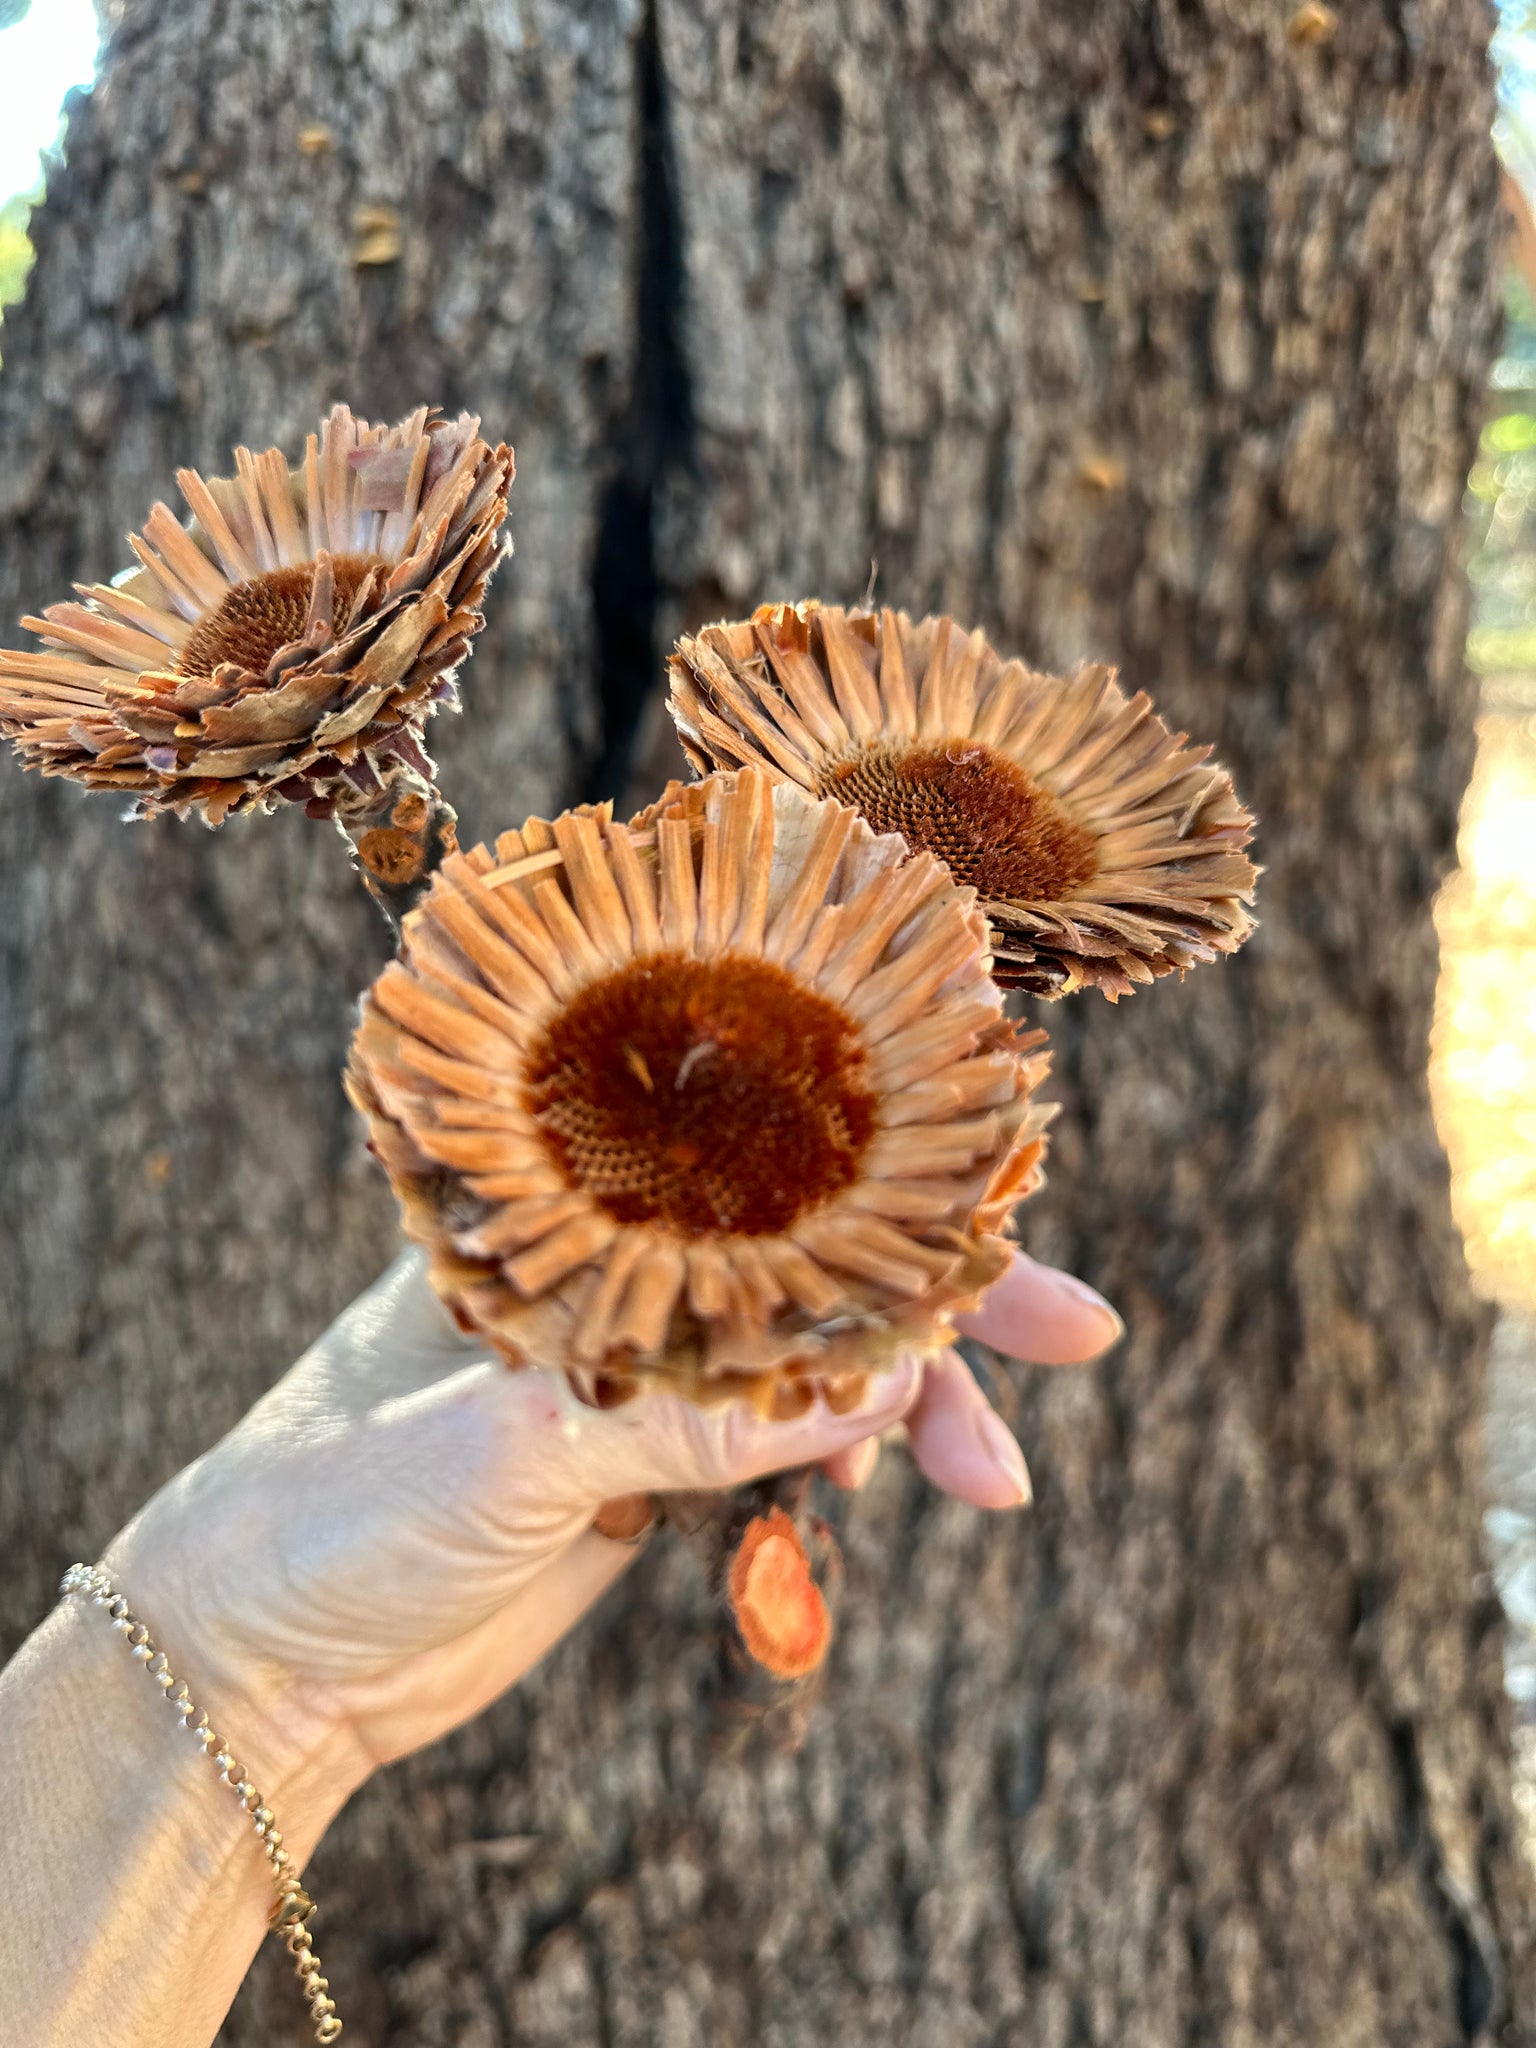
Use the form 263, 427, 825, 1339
579, 0, 693, 808
1387, 1716, 1502, 2039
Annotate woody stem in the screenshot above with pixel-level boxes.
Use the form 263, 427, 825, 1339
650, 1467, 841, 1754
331, 760, 460, 940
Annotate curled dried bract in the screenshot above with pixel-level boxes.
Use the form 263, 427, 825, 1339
0, 404, 513, 825
668, 601, 1257, 998
347, 767, 1052, 1415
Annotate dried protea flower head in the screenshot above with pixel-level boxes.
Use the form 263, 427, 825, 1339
0, 404, 514, 828
346, 766, 1052, 1415
667, 602, 1257, 998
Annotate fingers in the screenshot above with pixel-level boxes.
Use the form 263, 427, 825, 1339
311, 1247, 1118, 1444
305, 1248, 1113, 1525
954, 1251, 1122, 1365
901, 1348, 1031, 1508
820, 1437, 881, 1491
369, 1247, 479, 1358
548, 1356, 924, 1506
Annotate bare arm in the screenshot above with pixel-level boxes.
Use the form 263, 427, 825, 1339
0, 1250, 1119, 2048
0, 1599, 356, 2047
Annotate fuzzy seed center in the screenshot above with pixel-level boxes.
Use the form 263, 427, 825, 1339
524, 954, 877, 1237
176, 555, 385, 679
818, 740, 1099, 902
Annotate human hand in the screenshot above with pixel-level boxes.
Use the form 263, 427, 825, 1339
104, 1249, 1120, 1842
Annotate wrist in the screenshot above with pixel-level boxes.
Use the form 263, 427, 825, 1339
7, 1585, 353, 2045
97, 1520, 373, 1867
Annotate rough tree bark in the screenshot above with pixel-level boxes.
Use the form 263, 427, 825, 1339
0, 0, 1528, 2041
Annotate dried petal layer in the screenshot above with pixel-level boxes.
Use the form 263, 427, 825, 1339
0, 404, 514, 825
347, 768, 1054, 1412
667, 602, 1257, 998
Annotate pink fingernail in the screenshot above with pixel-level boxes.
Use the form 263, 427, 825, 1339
843, 1437, 880, 1489
1039, 1268, 1124, 1353
974, 1406, 1032, 1505
869, 1354, 922, 1413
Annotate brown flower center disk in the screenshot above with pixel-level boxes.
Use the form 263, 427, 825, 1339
818, 740, 1099, 901
524, 953, 877, 1236
176, 554, 385, 679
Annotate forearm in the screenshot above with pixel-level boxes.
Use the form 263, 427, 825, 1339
0, 1593, 355, 2048
0, 1245, 1089, 2046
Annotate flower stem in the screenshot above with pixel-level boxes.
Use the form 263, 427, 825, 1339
658, 1467, 841, 1754
331, 759, 459, 939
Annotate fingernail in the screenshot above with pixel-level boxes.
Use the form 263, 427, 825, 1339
868, 1353, 922, 1414
843, 1438, 880, 1489
1038, 1269, 1124, 1355
974, 1406, 1032, 1505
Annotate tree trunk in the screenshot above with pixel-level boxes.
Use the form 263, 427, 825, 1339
2, 0, 1530, 2041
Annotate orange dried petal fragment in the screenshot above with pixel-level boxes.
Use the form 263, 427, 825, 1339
727, 1508, 832, 1680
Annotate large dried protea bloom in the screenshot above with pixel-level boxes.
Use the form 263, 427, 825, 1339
347, 767, 1052, 1416
668, 602, 1257, 998
0, 404, 513, 829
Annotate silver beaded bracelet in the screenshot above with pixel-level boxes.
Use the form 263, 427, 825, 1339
60, 1563, 343, 2043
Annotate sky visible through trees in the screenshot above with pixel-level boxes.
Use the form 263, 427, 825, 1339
0, 0, 95, 329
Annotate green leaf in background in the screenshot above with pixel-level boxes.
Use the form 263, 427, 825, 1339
1485, 411, 1536, 453
0, 1, 32, 29
0, 196, 33, 313
1467, 625, 1536, 672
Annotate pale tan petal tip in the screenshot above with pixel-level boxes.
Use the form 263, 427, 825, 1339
0, 403, 515, 824
347, 767, 1051, 1409
666, 600, 1258, 999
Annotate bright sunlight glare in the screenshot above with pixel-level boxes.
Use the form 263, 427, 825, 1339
1433, 710, 1536, 1315
0, 0, 99, 204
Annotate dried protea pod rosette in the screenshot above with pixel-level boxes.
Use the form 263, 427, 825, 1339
347, 764, 1052, 1722
0, 403, 514, 919
347, 766, 1052, 1417
667, 601, 1257, 998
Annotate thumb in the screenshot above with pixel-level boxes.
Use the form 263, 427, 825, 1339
529, 1354, 925, 1508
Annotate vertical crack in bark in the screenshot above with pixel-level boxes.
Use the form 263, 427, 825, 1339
581, 0, 693, 806
1387, 1717, 1502, 2039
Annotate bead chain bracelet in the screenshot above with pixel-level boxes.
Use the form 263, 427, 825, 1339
60, 1563, 343, 2044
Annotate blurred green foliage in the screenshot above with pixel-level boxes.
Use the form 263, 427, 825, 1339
1465, 276, 1536, 674
0, 190, 38, 370
0, 195, 34, 312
